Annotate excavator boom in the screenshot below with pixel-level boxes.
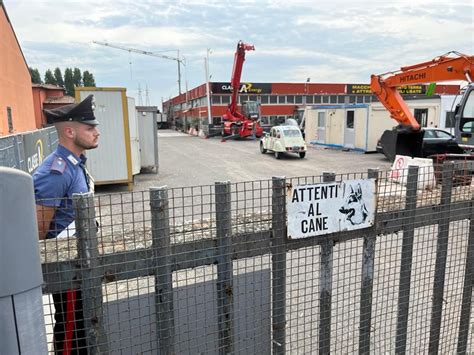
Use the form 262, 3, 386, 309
371, 52, 474, 131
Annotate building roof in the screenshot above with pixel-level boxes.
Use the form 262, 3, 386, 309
136, 106, 159, 112
1, 1, 29, 71
32, 83, 65, 90
44, 95, 75, 104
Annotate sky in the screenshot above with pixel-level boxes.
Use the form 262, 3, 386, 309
4, 0, 473, 108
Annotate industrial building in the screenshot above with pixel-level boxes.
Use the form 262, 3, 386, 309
162, 81, 460, 137
0, 1, 36, 136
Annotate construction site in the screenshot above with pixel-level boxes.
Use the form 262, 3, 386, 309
1, 0, 474, 353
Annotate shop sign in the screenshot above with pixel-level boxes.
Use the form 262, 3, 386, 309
211, 82, 271, 94
347, 84, 426, 95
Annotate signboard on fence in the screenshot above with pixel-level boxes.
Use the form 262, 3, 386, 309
22, 130, 53, 174
287, 179, 376, 239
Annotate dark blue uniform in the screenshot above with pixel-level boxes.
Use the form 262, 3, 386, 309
33, 144, 89, 238
34, 144, 90, 354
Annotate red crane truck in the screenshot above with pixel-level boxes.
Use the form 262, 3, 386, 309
221, 41, 264, 140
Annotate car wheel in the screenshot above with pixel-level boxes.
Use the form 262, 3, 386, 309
299, 152, 306, 159
260, 142, 267, 154
275, 151, 281, 159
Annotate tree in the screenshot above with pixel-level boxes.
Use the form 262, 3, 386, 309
54, 67, 64, 88
64, 68, 74, 96
29, 67, 42, 84
83, 71, 96, 87
44, 69, 57, 85
73, 68, 82, 87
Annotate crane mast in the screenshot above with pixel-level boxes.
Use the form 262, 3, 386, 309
93, 41, 185, 94
228, 41, 254, 115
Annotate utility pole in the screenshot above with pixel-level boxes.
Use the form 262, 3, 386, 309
205, 48, 212, 125
93, 41, 185, 95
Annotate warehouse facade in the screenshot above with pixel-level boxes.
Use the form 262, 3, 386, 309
163, 82, 460, 135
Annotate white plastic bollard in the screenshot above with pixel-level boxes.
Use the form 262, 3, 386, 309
0, 167, 47, 354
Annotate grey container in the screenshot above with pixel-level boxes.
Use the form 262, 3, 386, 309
136, 106, 159, 172
0, 167, 47, 354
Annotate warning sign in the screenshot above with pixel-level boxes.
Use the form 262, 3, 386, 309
287, 179, 376, 239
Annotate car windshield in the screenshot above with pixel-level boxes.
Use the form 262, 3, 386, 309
283, 129, 301, 137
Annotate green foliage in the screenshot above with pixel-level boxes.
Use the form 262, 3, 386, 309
35, 67, 97, 94
29, 67, 42, 84
44, 69, 57, 85
54, 67, 64, 87
64, 68, 74, 96
73, 68, 82, 87
82, 70, 96, 87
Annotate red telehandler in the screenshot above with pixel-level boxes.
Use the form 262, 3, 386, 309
370, 51, 474, 161
221, 41, 264, 140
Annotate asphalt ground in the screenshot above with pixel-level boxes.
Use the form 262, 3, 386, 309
106, 129, 393, 192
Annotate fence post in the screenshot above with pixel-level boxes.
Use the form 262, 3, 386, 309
215, 181, 234, 354
150, 187, 175, 355
0, 168, 47, 353
272, 176, 286, 355
74, 191, 108, 354
395, 165, 419, 353
319, 172, 335, 355
359, 168, 379, 354
428, 162, 454, 353
457, 199, 474, 353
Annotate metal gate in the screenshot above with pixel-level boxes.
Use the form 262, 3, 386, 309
38, 163, 474, 353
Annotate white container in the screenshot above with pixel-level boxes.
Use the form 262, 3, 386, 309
76, 87, 134, 189
136, 106, 159, 172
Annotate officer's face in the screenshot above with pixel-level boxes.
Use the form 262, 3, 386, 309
73, 123, 100, 150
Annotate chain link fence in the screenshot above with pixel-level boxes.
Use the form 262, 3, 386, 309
38, 162, 473, 353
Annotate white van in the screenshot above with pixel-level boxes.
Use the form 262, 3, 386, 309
260, 125, 307, 159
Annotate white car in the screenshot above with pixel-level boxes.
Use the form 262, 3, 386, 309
260, 125, 307, 159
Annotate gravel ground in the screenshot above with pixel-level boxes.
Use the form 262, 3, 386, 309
41, 129, 473, 353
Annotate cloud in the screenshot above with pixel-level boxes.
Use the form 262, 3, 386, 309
4, 0, 472, 105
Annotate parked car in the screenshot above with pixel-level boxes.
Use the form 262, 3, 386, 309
376, 127, 465, 161
260, 125, 307, 159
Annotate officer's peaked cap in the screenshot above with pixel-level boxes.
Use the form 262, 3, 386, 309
44, 94, 99, 126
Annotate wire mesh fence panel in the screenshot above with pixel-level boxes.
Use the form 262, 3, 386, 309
37, 165, 474, 353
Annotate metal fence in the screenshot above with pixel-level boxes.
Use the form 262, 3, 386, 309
39, 163, 474, 354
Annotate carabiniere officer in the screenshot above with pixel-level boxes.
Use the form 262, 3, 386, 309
33, 94, 100, 354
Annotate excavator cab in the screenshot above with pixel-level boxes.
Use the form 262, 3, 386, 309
454, 84, 474, 148
242, 101, 260, 121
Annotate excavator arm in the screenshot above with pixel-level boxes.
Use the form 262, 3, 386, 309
371, 52, 474, 131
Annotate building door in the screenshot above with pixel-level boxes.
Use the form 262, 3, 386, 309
316, 111, 326, 143
414, 108, 428, 127
344, 110, 355, 148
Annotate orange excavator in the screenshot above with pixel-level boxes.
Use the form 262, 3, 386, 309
370, 51, 474, 161
221, 41, 264, 140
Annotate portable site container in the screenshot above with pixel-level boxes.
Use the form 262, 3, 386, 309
136, 106, 159, 172
76, 87, 138, 190
303, 97, 445, 152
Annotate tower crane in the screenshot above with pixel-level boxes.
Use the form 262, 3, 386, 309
93, 40, 185, 94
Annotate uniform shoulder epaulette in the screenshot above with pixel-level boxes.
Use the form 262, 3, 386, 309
50, 156, 67, 174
